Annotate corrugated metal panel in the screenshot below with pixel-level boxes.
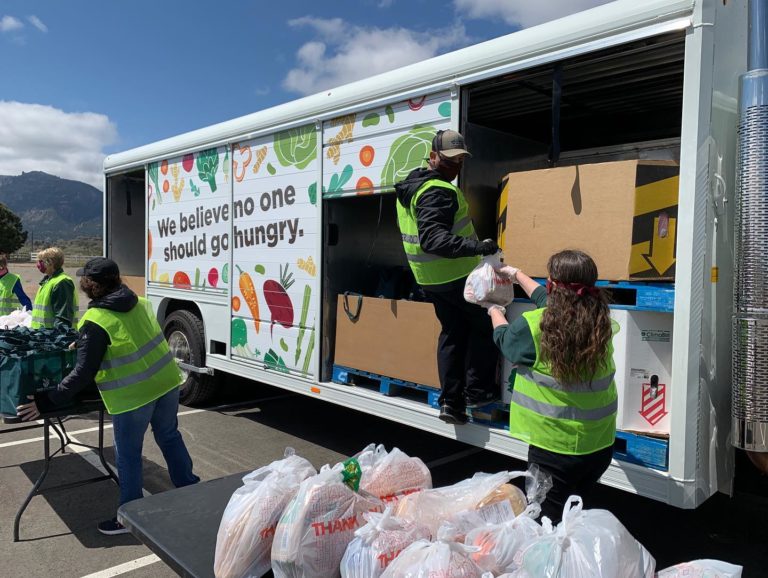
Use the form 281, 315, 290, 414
104, 0, 693, 174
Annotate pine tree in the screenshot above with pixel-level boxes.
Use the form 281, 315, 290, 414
0, 203, 28, 254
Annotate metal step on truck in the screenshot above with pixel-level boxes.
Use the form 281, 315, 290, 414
103, 0, 768, 510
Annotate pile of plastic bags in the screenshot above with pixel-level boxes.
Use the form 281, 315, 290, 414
213, 445, 744, 578
0, 307, 32, 329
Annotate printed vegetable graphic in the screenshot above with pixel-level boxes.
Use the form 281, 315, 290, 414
182, 153, 194, 172
161, 159, 169, 175
158, 272, 170, 284
267, 163, 276, 175
223, 148, 230, 183
236, 265, 260, 334
232, 296, 241, 311
302, 322, 315, 374
308, 182, 317, 205
294, 284, 311, 364
233, 143, 251, 182
280, 338, 289, 353
231, 318, 258, 358
438, 101, 451, 118
297, 256, 316, 276
150, 262, 158, 281
148, 162, 161, 205
265, 349, 289, 373
326, 164, 354, 197
171, 163, 185, 201
359, 146, 375, 167
385, 105, 395, 123
263, 263, 295, 337
173, 271, 191, 289
252, 146, 268, 174
356, 177, 374, 195
362, 113, 380, 127
194, 267, 201, 287
147, 230, 153, 259
380, 125, 435, 190
408, 96, 426, 111
190, 180, 201, 196
163, 180, 170, 193
326, 114, 355, 165
274, 125, 317, 170
222, 263, 229, 284
208, 267, 219, 288
196, 148, 220, 192
254, 264, 266, 275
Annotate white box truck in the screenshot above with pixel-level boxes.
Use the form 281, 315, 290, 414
104, 0, 752, 508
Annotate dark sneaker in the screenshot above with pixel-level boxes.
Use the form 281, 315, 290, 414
439, 404, 468, 425
97, 517, 129, 536
465, 394, 500, 409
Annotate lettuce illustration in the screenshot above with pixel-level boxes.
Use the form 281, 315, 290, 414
196, 148, 219, 192
274, 125, 317, 170
380, 125, 434, 190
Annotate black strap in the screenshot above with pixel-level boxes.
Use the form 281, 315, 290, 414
343, 292, 363, 322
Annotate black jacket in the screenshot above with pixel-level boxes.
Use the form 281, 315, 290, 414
35, 285, 139, 413
395, 168, 483, 291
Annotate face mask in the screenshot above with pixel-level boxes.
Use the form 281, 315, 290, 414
0, 267, 7, 276
36, 261, 47, 274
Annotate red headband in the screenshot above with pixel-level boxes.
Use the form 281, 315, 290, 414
546, 279, 600, 297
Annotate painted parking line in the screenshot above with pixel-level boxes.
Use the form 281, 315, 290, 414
78, 554, 160, 578
425, 447, 485, 469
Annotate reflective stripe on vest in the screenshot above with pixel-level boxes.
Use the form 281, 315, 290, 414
509, 307, 618, 455
31, 273, 80, 329
396, 179, 480, 285
79, 297, 181, 415
0, 273, 21, 315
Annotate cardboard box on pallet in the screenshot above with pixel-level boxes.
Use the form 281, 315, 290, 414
501, 304, 673, 435
497, 160, 679, 281
334, 294, 441, 389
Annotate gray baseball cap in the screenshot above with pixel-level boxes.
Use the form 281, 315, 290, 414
432, 129, 472, 159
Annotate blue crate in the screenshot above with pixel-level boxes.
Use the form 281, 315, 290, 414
613, 430, 669, 471
332, 365, 441, 408
521, 279, 674, 313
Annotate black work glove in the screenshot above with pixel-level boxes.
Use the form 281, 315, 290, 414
476, 239, 499, 256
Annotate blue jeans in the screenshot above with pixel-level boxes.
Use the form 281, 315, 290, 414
112, 387, 200, 506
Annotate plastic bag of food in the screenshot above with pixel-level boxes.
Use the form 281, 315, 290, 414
656, 560, 743, 577
381, 523, 484, 578
271, 458, 384, 578
464, 255, 515, 306
511, 496, 655, 578
464, 465, 553, 574
354, 444, 432, 504
0, 308, 31, 329
395, 470, 521, 537
340, 506, 431, 578
213, 448, 316, 578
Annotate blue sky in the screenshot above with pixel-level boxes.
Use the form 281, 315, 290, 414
0, 0, 609, 188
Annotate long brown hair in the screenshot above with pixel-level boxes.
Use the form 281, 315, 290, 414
539, 250, 612, 384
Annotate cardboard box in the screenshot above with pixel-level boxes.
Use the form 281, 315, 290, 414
497, 160, 679, 281
122, 275, 146, 297
501, 305, 672, 435
334, 295, 441, 389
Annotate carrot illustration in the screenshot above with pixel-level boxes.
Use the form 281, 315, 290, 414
236, 265, 260, 334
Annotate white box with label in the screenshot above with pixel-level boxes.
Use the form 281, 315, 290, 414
500, 305, 673, 435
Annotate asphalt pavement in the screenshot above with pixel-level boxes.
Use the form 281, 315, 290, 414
1, 379, 766, 577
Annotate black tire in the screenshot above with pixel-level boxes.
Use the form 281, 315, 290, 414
163, 309, 217, 406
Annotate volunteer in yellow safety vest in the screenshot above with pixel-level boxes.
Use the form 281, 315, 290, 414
30, 246, 79, 328
0, 253, 32, 315
17, 257, 199, 535
395, 129, 500, 425
486, 250, 618, 523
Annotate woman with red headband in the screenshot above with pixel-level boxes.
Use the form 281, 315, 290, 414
486, 249, 618, 523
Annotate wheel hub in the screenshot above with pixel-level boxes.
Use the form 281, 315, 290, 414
167, 330, 191, 388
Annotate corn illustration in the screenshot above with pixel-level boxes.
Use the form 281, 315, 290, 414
297, 256, 317, 277
171, 163, 185, 201
252, 146, 268, 174
326, 114, 355, 165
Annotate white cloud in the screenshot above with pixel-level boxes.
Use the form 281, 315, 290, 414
283, 17, 469, 95
0, 15, 23, 32
0, 102, 117, 190
453, 0, 613, 28
27, 15, 47, 33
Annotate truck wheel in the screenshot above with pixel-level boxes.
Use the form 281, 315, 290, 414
163, 309, 216, 406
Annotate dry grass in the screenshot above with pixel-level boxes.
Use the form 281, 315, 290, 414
11, 263, 88, 314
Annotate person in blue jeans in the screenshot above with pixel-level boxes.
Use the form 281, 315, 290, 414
18, 257, 199, 535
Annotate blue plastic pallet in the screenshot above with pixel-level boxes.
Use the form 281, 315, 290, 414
332, 365, 441, 408
613, 430, 669, 471
524, 278, 674, 313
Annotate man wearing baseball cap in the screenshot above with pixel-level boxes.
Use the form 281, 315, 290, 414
395, 129, 500, 425
17, 257, 199, 535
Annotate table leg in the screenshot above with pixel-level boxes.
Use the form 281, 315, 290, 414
97, 410, 118, 485
50, 418, 67, 455
13, 419, 52, 542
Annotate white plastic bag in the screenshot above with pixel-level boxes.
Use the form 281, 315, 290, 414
656, 560, 743, 577
394, 470, 518, 537
213, 448, 316, 578
354, 444, 432, 504
511, 496, 655, 578
464, 255, 515, 306
271, 460, 384, 578
464, 466, 553, 574
0, 307, 31, 329
340, 506, 431, 578
381, 524, 484, 578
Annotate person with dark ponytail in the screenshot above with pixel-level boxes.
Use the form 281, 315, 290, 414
486, 249, 618, 522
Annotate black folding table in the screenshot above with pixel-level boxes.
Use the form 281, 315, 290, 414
118, 472, 246, 578
13, 398, 119, 542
